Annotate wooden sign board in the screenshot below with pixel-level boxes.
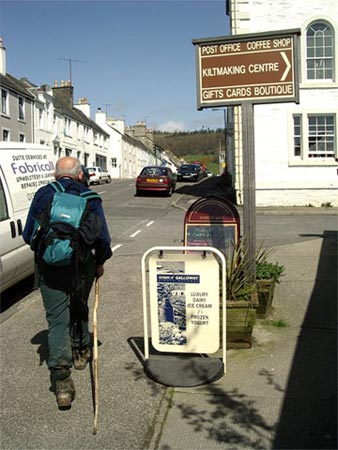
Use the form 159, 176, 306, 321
192, 28, 301, 107
184, 196, 240, 262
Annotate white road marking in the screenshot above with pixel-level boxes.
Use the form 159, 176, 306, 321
130, 230, 142, 238
111, 221, 155, 250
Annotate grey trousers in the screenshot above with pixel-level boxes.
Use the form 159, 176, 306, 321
39, 257, 96, 379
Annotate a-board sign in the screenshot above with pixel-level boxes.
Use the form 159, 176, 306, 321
148, 252, 220, 354
192, 28, 300, 107
184, 196, 240, 262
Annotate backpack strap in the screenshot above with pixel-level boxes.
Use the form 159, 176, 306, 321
49, 180, 65, 193
50, 181, 100, 201
80, 190, 101, 202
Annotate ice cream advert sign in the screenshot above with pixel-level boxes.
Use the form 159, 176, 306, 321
149, 252, 220, 353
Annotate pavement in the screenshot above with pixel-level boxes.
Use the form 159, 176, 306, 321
0, 181, 337, 450
143, 186, 337, 450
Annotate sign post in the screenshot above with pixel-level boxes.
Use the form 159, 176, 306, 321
192, 29, 300, 280
242, 102, 256, 281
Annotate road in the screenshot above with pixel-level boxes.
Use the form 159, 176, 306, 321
1, 178, 337, 449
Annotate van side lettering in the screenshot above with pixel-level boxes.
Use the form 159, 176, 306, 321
11, 161, 55, 175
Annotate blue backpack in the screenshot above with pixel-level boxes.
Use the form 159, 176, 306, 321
31, 181, 102, 267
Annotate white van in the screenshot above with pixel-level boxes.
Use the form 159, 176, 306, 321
0, 143, 57, 293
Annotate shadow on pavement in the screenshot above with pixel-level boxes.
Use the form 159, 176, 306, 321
31, 329, 49, 366
128, 338, 275, 448
175, 176, 235, 202
0, 275, 35, 314
274, 230, 337, 449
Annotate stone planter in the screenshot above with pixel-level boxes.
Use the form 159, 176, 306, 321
223, 292, 258, 349
256, 279, 276, 319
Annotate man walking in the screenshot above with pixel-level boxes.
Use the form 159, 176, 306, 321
23, 157, 112, 410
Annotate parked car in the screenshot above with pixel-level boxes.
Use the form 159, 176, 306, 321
177, 164, 203, 182
190, 161, 207, 177
136, 166, 176, 196
87, 166, 111, 185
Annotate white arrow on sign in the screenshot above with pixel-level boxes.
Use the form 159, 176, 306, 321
281, 51, 291, 81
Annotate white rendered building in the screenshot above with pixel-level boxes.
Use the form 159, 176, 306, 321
226, 0, 338, 206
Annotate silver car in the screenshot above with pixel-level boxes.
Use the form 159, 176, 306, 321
87, 166, 111, 185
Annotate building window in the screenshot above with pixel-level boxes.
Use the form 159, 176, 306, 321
292, 113, 336, 162
0, 177, 9, 221
306, 21, 334, 80
46, 101, 51, 130
64, 117, 71, 136
19, 133, 25, 142
18, 96, 25, 120
111, 158, 117, 168
308, 115, 335, 158
53, 114, 57, 132
38, 108, 43, 128
2, 129, 10, 141
293, 115, 302, 157
84, 126, 90, 142
1, 89, 8, 115
94, 132, 98, 145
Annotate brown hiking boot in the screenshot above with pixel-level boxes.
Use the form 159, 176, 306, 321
72, 347, 92, 370
55, 377, 75, 410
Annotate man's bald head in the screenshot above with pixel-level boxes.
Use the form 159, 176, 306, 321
55, 157, 83, 181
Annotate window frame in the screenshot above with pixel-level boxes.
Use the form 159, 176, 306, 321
289, 110, 337, 166
18, 96, 25, 121
302, 19, 336, 86
1, 89, 9, 115
2, 128, 10, 141
0, 176, 10, 221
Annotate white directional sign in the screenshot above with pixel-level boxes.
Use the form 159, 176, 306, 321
193, 29, 300, 107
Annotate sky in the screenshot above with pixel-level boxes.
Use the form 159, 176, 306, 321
0, 0, 230, 132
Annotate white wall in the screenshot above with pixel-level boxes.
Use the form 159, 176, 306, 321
229, 0, 338, 206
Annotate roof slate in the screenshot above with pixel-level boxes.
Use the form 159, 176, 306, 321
52, 93, 109, 137
0, 73, 35, 99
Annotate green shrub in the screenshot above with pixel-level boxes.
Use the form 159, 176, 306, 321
256, 261, 285, 283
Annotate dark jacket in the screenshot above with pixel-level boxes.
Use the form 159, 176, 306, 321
23, 178, 112, 266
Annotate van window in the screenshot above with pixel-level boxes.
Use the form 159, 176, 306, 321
0, 177, 9, 221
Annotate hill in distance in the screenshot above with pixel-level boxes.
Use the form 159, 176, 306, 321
154, 129, 225, 174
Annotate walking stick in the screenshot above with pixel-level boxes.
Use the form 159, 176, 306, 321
93, 278, 99, 435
